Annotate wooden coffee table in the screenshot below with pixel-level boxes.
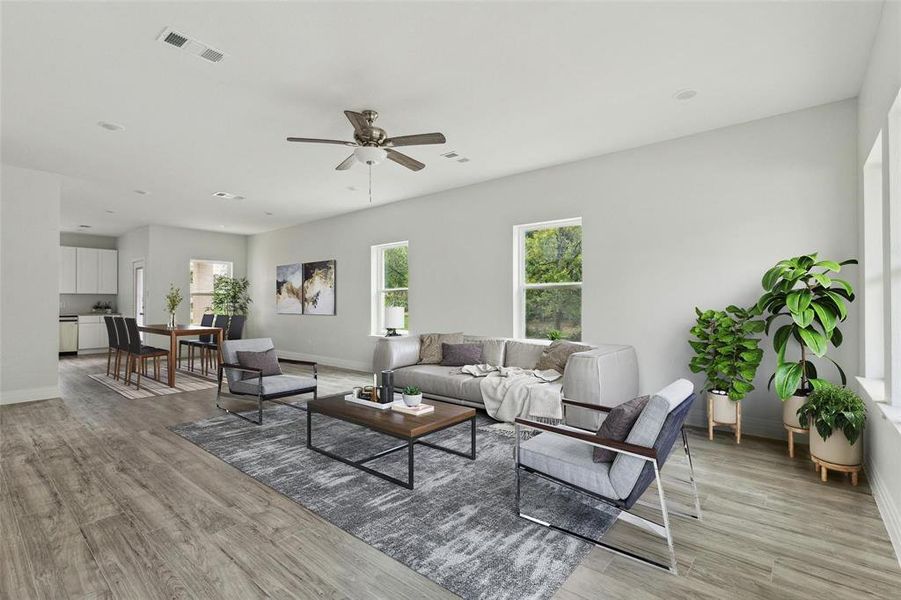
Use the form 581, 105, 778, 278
306, 393, 477, 489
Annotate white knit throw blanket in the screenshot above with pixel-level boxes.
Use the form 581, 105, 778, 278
459, 364, 563, 423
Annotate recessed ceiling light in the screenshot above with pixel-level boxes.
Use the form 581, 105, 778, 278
264, 211, 273, 216
97, 121, 125, 131
212, 191, 245, 200
78, 224, 92, 229
219, 225, 226, 229
347, 186, 358, 192
105, 210, 115, 214
134, 189, 149, 195
673, 89, 698, 101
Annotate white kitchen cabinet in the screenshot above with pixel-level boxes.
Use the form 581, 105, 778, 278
59, 246, 77, 293
76, 248, 100, 294
99, 249, 118, 294
77, 315, 106, 350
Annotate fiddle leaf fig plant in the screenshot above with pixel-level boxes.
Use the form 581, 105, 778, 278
757, 253, 857, 400
688, 305, 765, 401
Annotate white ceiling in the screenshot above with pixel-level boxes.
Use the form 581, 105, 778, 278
1, 1, 883, 236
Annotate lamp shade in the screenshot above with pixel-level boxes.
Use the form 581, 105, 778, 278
385, 306, 405, 330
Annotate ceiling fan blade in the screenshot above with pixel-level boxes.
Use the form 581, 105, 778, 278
335, 154, 356, 171
386, 149, 425, 171
286, 137, 357, 146
344, 111, 367, 134
385, 132, 446, 147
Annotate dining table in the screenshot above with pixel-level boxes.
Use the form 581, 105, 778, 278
138, 323, 224, 387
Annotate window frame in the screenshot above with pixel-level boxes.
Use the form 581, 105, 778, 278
513, 217, 583, 340
189, 258, 233, 324
371, 241, 409, 336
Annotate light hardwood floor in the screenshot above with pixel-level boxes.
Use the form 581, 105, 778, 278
2, 355, 899, 599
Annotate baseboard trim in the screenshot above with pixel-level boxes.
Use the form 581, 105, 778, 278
867, 458, 901, 567
687, 406, 789, 441
0, 385, 60, 405
276, 350, 370, 373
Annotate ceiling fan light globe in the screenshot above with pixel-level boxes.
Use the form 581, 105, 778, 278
354, 146, 387, 165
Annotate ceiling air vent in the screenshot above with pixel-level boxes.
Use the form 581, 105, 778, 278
157, 27, 227, 64
213, 191, 245, 200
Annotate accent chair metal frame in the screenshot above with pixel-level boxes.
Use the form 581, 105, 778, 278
514, 397, 702, 575
216, 357, 318, 425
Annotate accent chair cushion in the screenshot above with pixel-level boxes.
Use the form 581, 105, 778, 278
592, 395, 650, 463
230, 374, 317, 397
221, 338, 276, 388
519, 432, 618, 498
504, 340, 549, 369
419, 332, 463, 364
236, 348, 282, 380
440, 343, 483, 367
536, 340, 592, 373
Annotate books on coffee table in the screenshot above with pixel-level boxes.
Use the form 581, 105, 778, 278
344, 393, 400, 410
391, 401, 435, 416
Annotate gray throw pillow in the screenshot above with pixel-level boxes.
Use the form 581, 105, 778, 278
419, 332, 463, 364
441, 343, 483, 367
592, 395, 650, 463
236, 348, 282, 380
536, 340, 591, 373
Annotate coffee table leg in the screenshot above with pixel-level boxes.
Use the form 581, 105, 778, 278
471, 416, 476, 459
306, 410, 312, 449
408, 439, 414, 488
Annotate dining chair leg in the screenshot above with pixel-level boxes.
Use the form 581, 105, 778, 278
106, 347, 112, 376
136, 358, 143, 390
124, 354, 131, 386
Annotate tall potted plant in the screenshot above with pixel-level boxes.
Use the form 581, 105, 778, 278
757, 253, 856, 431
688, 305, 765, 443
211, 276, 252, 316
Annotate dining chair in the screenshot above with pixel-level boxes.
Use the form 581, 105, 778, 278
112, 317, 130, 381
196, 314, 229, 376
180, 313, 214, 372
124, 317, 168, 390
226, 314, 246, 340
103, 316, 120, 377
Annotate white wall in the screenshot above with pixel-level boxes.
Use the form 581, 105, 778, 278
117, 225, 247, 325
856, 0, 901, 566
0, 165, 61, 404
248, 99, 859, 438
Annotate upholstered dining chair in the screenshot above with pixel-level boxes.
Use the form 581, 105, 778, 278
216, 338, 318, 425
180, 313, 214, 372
514, 379, 701, 575
112, 317, 131, 381
103, 315, 120, 377
123, 317, 169, 390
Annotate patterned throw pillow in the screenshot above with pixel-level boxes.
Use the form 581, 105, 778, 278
535, 340, 591, 373
592, 395, 650, 463
419, 332, 463, 364
440, 343, 483, 367
236, 348, 282, 380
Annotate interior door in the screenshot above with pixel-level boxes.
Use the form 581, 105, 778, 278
133, 260, 145, 327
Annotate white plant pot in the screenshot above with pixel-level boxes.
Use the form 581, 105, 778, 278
783, 393, 809, 430
809, 424, 862, 466
709, 391, 738, 425
402, 393, 423, 407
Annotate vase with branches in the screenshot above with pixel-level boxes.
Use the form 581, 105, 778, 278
165, 283, 183, 327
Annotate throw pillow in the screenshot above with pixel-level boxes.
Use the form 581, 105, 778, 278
419, 332, 463, 364
441, 343, 483, 367
536, 340, 591, 373
236, 348, 282, 380
592, 395, 650, 463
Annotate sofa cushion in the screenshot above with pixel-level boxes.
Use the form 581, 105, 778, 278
236, 348, 282, 380
504, 340, 549, 369
230, 374, 317, 397
519, 432, 617, 498
441, 343, 483, 367
463, 335, 506, 366
419, 332, 463, 364
392, 365, 483, 404
536, 340, 592, 373
592, 395, 649, 463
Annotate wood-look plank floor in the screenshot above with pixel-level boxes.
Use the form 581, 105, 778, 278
1, 355, 899, 599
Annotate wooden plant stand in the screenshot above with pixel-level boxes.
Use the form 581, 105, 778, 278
784, 424, 808, 458
812, 455, 861, 486
708, 395, 741, 444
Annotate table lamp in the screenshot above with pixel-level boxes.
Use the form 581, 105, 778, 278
384, 306, 405, 337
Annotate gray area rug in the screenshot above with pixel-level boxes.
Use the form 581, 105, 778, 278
170, 402, 618, 600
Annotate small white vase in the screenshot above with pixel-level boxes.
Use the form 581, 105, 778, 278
783, 393, 809, 430
168, 313, 176, 328
402, 393, 422, 407
809, 425, 862, 466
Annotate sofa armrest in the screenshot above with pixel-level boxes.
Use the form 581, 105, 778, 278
373, 336, 421, 372
562, 344, 638, 431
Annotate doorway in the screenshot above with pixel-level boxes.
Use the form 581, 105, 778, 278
133, 260, 145, 328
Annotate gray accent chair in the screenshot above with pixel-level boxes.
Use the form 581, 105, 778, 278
217, 338, 318, 425
514, 379, 701, 574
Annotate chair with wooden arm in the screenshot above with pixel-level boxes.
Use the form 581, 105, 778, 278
514, 379, 701, 575
216, 338, 318, 425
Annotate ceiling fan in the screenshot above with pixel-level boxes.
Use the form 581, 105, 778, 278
286, 110, 446, 172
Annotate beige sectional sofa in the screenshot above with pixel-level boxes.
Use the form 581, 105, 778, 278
373, 335, 639, 429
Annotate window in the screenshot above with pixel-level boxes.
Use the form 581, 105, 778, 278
189, 259, 232, 324
514, 218, 582, 341
371, 242, 409, 335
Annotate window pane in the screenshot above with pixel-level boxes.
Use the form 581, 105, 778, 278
383, 245, 409, 289
524, 225, 582, 284
383, 289, 409, 330
525, 286, 581, 341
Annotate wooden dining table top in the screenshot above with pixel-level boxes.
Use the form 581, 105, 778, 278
138, 324, 223, 335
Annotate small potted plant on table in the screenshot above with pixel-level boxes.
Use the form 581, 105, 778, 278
165, 283, 183, 328
402, 385, 423, 407
689, 305, 765, 444
797, 383, 866, 485
757, 253, 856, 457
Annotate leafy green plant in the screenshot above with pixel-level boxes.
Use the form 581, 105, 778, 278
757, 253, 857, 400
211, 276, 252, 316
165, 284, 183, 314
546, 329, 563, 341
688, 306, 765, 400
796, 382, 866, 444
402, 385, 421, 395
